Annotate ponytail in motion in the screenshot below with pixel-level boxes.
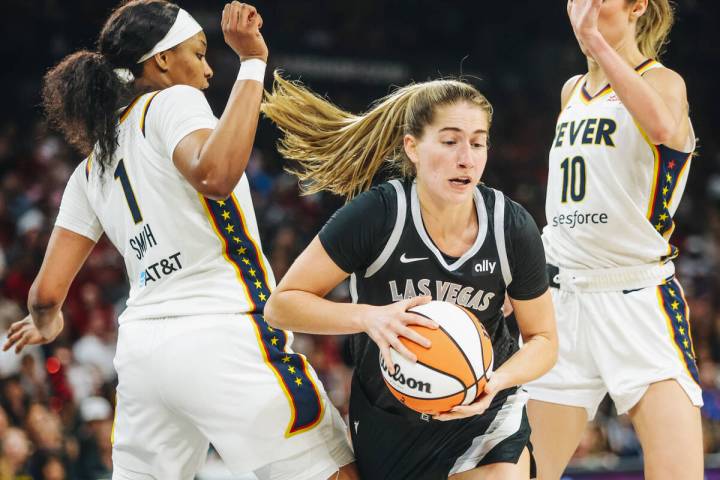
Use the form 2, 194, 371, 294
262, 72, 493, 200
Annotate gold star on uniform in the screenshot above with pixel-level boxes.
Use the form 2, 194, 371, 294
288, 366, 296, 374
217, 200, 226, 206
222, 211, 231, 220
683, 339, 689, 349
270, 337, 279, 346
267, 326, 274, 332
259, 293, 267, 302
233, 236, 241, 244
675, 313, 683, 322
237, 246, 247, 254
679, 326, 686, 336
249, 268, 256, 277
662, 186, 669, 196
282, 355, 291, 363
665, 173, 672, 183
669, 288, 676, 297
254, 280, 262, 289
663, 200, 669, 209
242, 258, 251, 265
671, 301, 679, 310
225, 224, 235, 233
655, 223, 663, 231
295, 378, 303, 386
659, 213, 669, 221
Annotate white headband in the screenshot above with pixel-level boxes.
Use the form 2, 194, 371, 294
136, 8, 202, 64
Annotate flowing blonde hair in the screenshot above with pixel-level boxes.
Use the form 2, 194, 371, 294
261, 72, 493, 200
632, 0, 675, 59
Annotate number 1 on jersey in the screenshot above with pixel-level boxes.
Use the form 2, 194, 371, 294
114, 159, 143, 224
560, 156, 587, 203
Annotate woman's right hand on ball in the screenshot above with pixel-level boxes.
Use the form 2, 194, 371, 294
221, 2, 268, 62
362, 295, 437, 374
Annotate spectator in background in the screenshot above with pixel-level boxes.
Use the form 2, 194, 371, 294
0, 427, 32, 480
75, 396, 113, 480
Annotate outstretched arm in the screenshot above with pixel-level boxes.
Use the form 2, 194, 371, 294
3, 228, 96, 353
568, 0, 690, 149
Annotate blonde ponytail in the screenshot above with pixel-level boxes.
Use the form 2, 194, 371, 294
633, 0, 675, 59
262, 72, 493, 200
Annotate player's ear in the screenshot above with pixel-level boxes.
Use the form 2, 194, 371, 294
630, 0, 648, 20
152, 51, 171, 73
403, 134, 420, 167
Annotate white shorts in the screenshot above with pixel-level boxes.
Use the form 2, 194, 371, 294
111, 314, 354, 480
526, 272, 702, 419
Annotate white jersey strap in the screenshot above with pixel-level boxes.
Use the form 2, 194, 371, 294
365, 179, 406, 278
492, 189, 512, 287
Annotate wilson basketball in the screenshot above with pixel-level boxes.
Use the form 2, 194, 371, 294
380, 300, 494, 414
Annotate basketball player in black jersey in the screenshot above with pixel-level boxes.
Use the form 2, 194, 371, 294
262, 76, 558, 480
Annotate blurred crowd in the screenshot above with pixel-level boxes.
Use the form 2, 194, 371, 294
2, 0, 720, 478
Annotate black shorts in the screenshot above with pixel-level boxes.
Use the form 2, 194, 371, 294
349, 376, 535, 479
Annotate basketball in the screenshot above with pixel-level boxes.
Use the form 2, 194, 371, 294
380, 300, 494, 414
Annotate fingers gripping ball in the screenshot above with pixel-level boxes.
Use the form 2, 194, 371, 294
380, 301, 493, 414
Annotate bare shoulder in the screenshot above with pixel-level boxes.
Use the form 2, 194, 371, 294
642, 66, 688, 102
560, 74, 584, 110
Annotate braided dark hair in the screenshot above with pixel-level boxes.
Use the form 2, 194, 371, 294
42, 0, 180, 176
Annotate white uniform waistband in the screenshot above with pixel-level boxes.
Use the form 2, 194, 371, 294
547, 262, 675, 293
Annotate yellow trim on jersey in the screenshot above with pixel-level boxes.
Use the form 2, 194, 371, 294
85, 152, 94, 180
110, 393, 118, 446
119, 96, 142, 124
230, 193, 272, 289
666, 154, 692, 209
140, 91, 161, 136
675, 281, 697, 358
636, 59, 660, 75
578, 59, 659, 106
657, 287, 696, 383
199, 194, 256, 306
248, 316, 326, 438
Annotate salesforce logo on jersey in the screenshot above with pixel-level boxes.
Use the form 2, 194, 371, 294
552, 210, 609, 229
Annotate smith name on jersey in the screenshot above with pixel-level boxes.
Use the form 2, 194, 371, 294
55, 86, 276, 324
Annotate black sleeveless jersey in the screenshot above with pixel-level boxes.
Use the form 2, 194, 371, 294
319, 178, 547, 418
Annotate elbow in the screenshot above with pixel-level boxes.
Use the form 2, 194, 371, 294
198, 180, 234, 201
646, 123, 677, 146
264, 294, 287, 330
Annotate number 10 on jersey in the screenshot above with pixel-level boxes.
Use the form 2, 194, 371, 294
560, 156, 587, 203
115, 159, 143, 224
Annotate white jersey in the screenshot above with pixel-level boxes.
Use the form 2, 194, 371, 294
56, 85, 276, 324
543, 60, 695, 270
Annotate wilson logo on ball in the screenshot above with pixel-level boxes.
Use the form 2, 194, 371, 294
380, 357, 432, 394
380, 300, 493, 414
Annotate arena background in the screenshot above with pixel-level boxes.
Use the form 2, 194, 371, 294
1, 1, 719, 478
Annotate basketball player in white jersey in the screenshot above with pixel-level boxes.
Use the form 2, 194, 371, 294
525, 1, 702, 479
2, 2, 356, 479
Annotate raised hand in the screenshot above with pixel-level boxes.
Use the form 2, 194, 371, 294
567, 0, 603, 43
221, 2, 268, 61
362, 295, 437, 375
